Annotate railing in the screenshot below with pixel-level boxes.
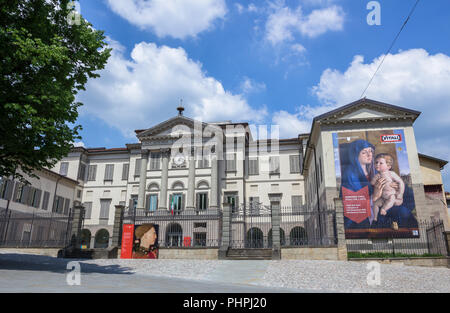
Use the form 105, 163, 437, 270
122, 207, 222, 248
0, 208, 73, 248
229, 204, 337, 249
346, 219, 448, 257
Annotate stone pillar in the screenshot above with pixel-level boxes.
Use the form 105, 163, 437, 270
70, 204, 84, 248
271, 201, 281, 260
444, 232, 450, 257
334, 198, 348, 261
210, 154, 219, 209
159, 149, 170, 210
112, 204, 125, 247
137, 151, 149, 209
186, 153, 196, 210
218, 202, 232, 259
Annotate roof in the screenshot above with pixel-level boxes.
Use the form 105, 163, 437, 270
418, 153, 448, 169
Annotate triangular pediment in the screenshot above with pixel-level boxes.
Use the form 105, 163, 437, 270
136, 115, 209, 140
316, 98, 421, 124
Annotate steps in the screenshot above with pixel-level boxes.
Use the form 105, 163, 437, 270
226, 248, 273, 260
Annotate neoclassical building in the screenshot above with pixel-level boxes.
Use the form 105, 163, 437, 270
1, 99, 448, 251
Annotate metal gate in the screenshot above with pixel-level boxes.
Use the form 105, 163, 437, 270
0, 208, 74, 248
230, 203, 272, 249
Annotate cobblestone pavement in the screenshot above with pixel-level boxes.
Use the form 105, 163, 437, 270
0, 252, 449, 293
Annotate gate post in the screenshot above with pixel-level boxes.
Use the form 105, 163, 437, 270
70, 203, 85, 248
271, 203, 281, 260
218, 202, 232, 259
112, 204, 125, 248
444, 231, 450, 257
334, 198, 348, 261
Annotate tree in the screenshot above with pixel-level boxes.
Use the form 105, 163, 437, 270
0, 0, 111, 182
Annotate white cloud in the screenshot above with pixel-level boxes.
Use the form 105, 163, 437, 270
77, 40, 267, 138
240, 77, 266, 94
311, 48, 450, 187
72, 141, 86, 148
272, 111, 311, 138
265, 4, 344, 45
106, 0, 227, 39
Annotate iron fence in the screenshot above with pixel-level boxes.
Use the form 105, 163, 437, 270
230, 204, 337, 249
346, 219, 448, 257
0, 208, 73, 248
123, 207, 222, 248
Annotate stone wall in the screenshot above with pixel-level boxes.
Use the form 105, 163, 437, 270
158, 248, 219, 260
280, 247, 340, 260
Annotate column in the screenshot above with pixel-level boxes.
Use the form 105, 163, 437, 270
271, 201, 281, 260
112, 204, 125, 247
218, 202, 232, 259
137, 151, 149, 209
159, 149, 170, 210
186, 151, 196, 210
210, 155, 218, 209
334, 198, 348, 261
70, 204, 84, 248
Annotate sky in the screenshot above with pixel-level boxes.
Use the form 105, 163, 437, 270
73, 0, 450, 190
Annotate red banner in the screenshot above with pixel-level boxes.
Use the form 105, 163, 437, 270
120, 224, 135, 259
342, 186, 371, 224
183, 236, 191, 247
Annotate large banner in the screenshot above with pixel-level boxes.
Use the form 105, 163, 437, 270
332, 129, 419, 239
121, 223, 159, 259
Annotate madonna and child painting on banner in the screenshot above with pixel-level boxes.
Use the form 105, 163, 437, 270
333, 129, 419, 239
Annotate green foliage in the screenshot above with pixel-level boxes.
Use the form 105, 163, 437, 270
0, 0, 111, 182
348, 251, 443, 259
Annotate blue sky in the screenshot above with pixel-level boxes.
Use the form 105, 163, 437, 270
74, 0, 450, 189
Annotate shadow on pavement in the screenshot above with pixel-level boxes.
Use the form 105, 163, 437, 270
0, 253, 134, 275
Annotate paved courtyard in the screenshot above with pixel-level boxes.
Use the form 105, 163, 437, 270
0, 252, 449, 293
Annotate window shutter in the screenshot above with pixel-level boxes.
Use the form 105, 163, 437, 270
169, 194, 173, 211
104, 164, 114, 181
42, 192, 50, 210
84, 202, 92, 219
100, 200, 111, 219
128, 198, 134, 211
63, 198, 70, 215
88, 165, 97, 181
122, 163, 129, 180
21, 185, 30, 205
145, 194, 150, 211
60, 162, 69, 176
196, 193, 199, 210
35, 189, 42, 208
135, 159, 141, 176
12, 182, 20, 202
5, 180, 14, 200
182, 194, 185, 211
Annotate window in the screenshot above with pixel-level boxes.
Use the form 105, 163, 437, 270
290, 155, 300, 173
269, 156, 280, 174
196, 192, 208, 211
14, 183, 24, 203
99, 199, 111, 220
104, 164, 114, 181
84, 202, 93, 219
0, 179, 13, 200
226, 153, 236, 172
150, 153, 160, 170
52, 196, 64, 213
129, 195, 138, 210
292, 196, 303, 213
194, 233, 207, 247
226, 194, 238, 213
197, 153, 209, 168
78, 163, 86, 181
122, 163, 129, 180
59, 162, 69, 176
134, 159, 142, 177
87, 165, 97, 181
169, 193, 184, 214
31, 189, 41, 208
248, 158, 259, 175
77, 189, 82, 198
146, 194, 158, 212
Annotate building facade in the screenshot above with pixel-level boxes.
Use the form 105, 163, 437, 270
1, 98, 448, 251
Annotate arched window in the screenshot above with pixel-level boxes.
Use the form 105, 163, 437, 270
196, 180, 209, 190
81, 229, 91, 249
148, 182, 160, 191
246, 227, 264, 248
171, 181, 184, 190
268, 228, 286, 247
94, 229, 109, 248
289, 227, 307, 246
165, 223, 183, 247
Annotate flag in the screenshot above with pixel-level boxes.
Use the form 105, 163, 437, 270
170, 196, 174, 216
